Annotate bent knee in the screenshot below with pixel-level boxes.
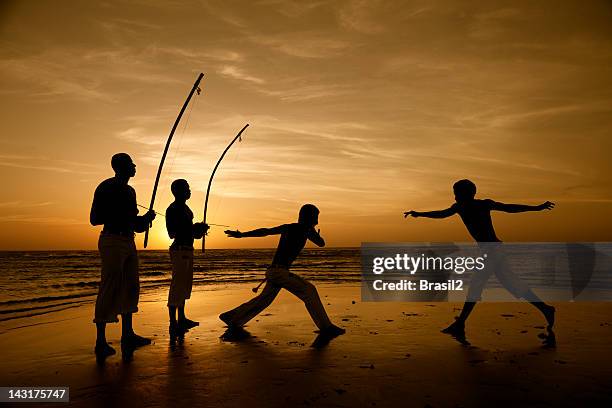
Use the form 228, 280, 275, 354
303, 281, 318, 298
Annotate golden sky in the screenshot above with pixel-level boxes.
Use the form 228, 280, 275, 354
1, 0, 611, 250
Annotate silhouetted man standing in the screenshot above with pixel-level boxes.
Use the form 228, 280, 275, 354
90, 153, 156, 358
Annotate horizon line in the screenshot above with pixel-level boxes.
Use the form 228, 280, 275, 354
0, 246, 363, 252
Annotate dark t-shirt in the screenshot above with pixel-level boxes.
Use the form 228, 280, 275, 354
90, 177, 143, 233
166, 202, 196, 249
452, 199, 501, 242
271, 223, 318, 268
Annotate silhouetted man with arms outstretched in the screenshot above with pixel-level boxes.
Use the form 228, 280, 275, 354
404, 179, 556, 339
220, 204, 345, 337
90, 153, 156, 358
166, 179, 209, 335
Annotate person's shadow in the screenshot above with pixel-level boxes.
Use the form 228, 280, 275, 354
220, 326, 343, 349
443, 326, 556, 349
95, 346, 115, 366
121, 342, 136, 363
170, 329, 186, 350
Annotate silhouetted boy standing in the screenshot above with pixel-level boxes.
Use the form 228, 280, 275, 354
405, 179, 556, 338
166, 179, 209, 334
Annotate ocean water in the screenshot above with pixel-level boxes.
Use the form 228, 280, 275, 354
0, 248, 361, 321
2, 245, 610, 321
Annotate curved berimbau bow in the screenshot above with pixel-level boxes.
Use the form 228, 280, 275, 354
143, 72, 204, 248
202, 123, 250, 253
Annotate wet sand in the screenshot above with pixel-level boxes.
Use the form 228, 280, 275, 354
1, 283, 612, 407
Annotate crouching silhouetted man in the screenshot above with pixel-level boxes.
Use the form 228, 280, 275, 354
90, 153, 156, 358
220, 204, 345, 338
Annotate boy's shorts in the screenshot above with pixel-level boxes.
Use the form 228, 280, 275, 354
168, 248, 194, 307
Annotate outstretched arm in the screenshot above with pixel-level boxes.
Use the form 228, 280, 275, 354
225, 225, 286, 238
489, 200, 555, 213
404, 206, 457, 219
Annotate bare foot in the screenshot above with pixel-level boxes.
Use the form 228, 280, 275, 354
121, 333, 151, 349
219, 311, 239, 328
179, 318, 199, 330
94, 342, 116, 358
318, 324, 346, 337
441, 320, 465, 335
220, 327, 252, 342
539, 329, 556, 348
310, 325, 345, 348
441, 321, 470, 345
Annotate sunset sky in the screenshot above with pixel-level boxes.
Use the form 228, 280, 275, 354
1, 0, 611, 250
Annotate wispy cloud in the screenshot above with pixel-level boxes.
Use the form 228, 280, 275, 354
0, 54, 114, 101
0, 44, 247, 103
478, 102, 612, 129
1, 0, 612, 247
248, 32, 351, 58
200, 0, 249, 28
219, 65, 265, 84
0, 201, 53, 208
0, 214, 87, 226
338, 0, 386, 34
0, 154, 103, 174
258, 83, 352, 101
255, 0, 326, 18
115, 127, 166, 146
151, 47, 243, 63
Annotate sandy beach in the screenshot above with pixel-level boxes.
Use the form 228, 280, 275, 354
1, 283, 612, 407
